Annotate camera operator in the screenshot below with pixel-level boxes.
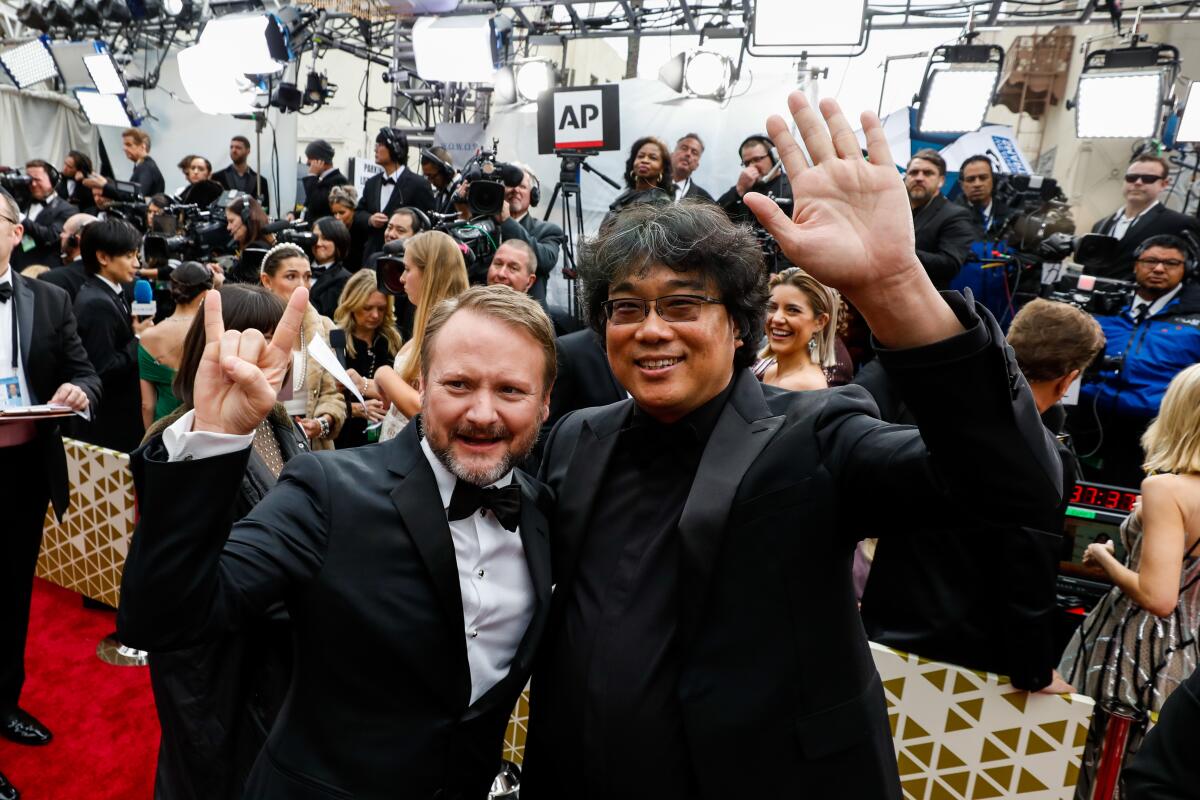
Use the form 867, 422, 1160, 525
491, 163, 564, 305
419, 146, 458, 215
57, 150, 96, 214
905, 149, 975, 289
1073, 233, 1200, 488
298, 140, 347, 223
955, 155, 1015, 240
83, 128, 165, 200
670, 133, 714, 203
717, 134, 791, 226
11, 159, 78, 271
1088, 155, 1200, 281
42, 213, 97, 301
362, 128, 435, 257
214, 135, 269, 212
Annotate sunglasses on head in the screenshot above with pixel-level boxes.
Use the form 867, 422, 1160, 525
1124, 173, 1163, 184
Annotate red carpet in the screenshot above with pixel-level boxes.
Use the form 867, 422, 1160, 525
0, 579, 158, 799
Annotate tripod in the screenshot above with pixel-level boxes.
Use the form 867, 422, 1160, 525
543, 149, 620, 318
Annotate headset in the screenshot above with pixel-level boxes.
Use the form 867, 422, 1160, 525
419, 148, 456, 182
65, 217, 94, 252
738, 134, 778, 168
1133, 233, 1199, 282
397, 206, 431, 233
527, 169, 541, 208
377, 127, 409, 164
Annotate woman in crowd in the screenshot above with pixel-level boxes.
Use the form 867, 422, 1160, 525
142, 284, 306, 800
606, 136, 674, 221
372, 230, 468, 441
174, 156, 220, 205
754, 267, 840, 391
225, 195, 274, 284
308, 216, 353, 318
1059, 362, 1200, 799
332, 269, 401, 449
328, 185, 371, 269
138, 262, 213, 427
257, 243, 345, 450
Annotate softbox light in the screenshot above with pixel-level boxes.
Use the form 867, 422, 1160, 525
917, 68, 1001, 134
85, 51, 126, 95
50, 40, 104, 89
0, 38, 61, 90
1075, 72, 1164, 139
1176, 81, 1200, 143
177, 42, 263, 114
74, 89, 134, 127
752, 0, 866, 47
198, 13, 289, 76
412, 15, 499, 84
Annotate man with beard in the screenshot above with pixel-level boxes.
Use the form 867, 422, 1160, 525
905, 149, 975, 289
117, 285, 555, 799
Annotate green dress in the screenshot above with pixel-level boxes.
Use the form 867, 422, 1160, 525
138, 344, 180, 422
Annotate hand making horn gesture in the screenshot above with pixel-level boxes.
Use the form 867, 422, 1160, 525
744, 92, 963, 348
192, 287, 309, 436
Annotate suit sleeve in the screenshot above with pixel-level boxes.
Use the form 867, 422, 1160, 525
23, 203, 75, 247
75, 298, 138, 384
916, 206, 975, 286
52, 289, 102, 408
403, 174, 437, 215
117, 444, 331, 650
821, 292, 1062, 535
499, 218, 565, 280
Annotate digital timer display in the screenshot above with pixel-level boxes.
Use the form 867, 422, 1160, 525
1069, 482, 1138, 514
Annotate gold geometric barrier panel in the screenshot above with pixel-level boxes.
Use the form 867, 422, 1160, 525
871, 643, 1096, 800
503, 688, 530, 766
37, 438, 135, 608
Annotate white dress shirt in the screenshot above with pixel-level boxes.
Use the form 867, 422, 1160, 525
1111, 201, 1158, 241
161, 411, 534, 705
0, 269, 35, 444
1130, 283, 1183, 321
379, 165, 406, 210
673, 177, 691, 203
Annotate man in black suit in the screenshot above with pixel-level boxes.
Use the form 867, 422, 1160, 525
490, 164, 564, 304
214, 136, 270, 213
485, 239, 580, 338
362, 128, 436, 258
717, 134, 792, 226
41, 213, 96, 301
1087, 153, 1200, 281
72, 219, 152, 453
955, 154, 1015, 240
520, 95, 1062, 799
299, 140, 348, 224
82, 129, 165, 201
669, 133, 715, 203
56, 150, 96, 214
0, 189, 100, 793
906, 149, 976, 289
12, 160, 77, 271
118, 285, 555, 799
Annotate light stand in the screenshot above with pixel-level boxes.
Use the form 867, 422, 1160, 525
542, 150, 620, 319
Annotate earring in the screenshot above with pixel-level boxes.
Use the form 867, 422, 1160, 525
808, 335, 818, 355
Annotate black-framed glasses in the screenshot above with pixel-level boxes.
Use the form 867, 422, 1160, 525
1135, 257, 1186, 269
741, 154, 770, 168
602, 294, 723, 325
1124, 173, 1163, 184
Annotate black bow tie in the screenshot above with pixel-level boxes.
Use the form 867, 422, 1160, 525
0, 283, 11, 303
382, 177, 396, 186
447, 480, 522, 531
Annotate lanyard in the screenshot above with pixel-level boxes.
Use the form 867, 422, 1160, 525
7, 279, 16, 369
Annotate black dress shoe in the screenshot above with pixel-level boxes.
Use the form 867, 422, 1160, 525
0, 769, 18, 800
0, 708, 51, 746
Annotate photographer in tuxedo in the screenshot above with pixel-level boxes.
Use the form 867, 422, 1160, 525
118, 284, 555, 799
521, 93, 1063, 799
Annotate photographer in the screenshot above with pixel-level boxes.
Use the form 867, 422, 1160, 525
84, 128, 165, 199
717, 134, 792, 226
214, 136, 269, 212
1074, 234, 1200, 488
298, 140, 347, 223
362, 128, 435, 257
12, 159, 78, 271
906, 149, 975, 289
419, 146, 458, 215
492, 163, 564, 304
57, 150, 95, 213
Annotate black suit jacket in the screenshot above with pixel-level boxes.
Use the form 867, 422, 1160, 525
362, 169, 436, 256
13, 194, 76, 270
41, 259, 88, 301
681, 179, 715, 202
56, 177, 94, 214
6, 272, 102, 517
213, 164, 270, 211
913, 193, 976, 289
131, 157, 166, 197
955, 194, 1015, 240
523, 294, 1063, 799
73, 276, 143, 452
308, 264, 351, 319
117, 421, 553, 800
488, 215, 566, 302
717, 173, 791, 226
1088, 203, 1200, 281
1125, 664, 1200, 799
300, 169, 349, 225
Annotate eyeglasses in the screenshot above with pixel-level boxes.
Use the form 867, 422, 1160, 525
741, 154, 771, 168
1135, 257, 1186, 269
602, 294, 723, 325
1124, 173, 1164, 184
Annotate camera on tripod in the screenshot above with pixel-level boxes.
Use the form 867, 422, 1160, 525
143, 203, 234, 266
275, 224, 318, 254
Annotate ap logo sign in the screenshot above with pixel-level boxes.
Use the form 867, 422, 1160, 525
537, 84, 621, 154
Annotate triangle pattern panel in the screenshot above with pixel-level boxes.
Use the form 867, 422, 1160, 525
37, 439, 136, 608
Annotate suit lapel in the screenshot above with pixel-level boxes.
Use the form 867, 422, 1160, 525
677, 371, 785, 649
1125, 203, 1162, 243
14, 273, 34, 384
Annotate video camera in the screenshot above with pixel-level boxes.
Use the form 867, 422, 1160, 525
1044, 270, 1135, 316
275, 221, 318, 254
0, 169, 33, 208
431, 140, 525, 267
143, 202, 234, 266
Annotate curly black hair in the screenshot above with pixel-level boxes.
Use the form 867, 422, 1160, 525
579, 200, 768, 370
623, 136, 674, 193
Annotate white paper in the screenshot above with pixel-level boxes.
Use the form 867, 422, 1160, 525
306, 335, 366, 405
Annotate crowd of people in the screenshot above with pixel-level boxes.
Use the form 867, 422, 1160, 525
0, 92, 1198, 800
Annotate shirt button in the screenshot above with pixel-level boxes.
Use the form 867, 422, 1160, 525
469, 629, 479, 638
477, 569, 485, 579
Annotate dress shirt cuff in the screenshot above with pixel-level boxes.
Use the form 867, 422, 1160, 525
872, 289, 991, 370
162, 409, 255, 462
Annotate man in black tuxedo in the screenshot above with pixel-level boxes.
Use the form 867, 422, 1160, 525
12, 160, 77, 271
41, 213, 96, 301
955, 154, 1015, 240
82, 129, 165, 201
489, 165, 565, 304
1087, 153, 1200, 281
214, 136, 270, 213
0, 189, 100, 793
905, 149, 976, 289
669, 133, 715, 203
520, 95, 1062, 799
72, 219, 152, 452
118, 285, 555, 799
485, 239, 579, 337
362, 128, 436, 258
299, 140, 348, 224
56, 150, 96, 214
717, 134, 792, 226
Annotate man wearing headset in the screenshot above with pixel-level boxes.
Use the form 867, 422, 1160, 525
362, 128, 436, 258
1073, 233, 1200, 487
491, 163, 565, 305
419, 146, 459, 215
717, 134, 792, 226
12, 160, 78, 271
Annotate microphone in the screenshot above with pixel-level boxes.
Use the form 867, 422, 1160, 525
759, 148, 785, 184
132, 278, 156, 319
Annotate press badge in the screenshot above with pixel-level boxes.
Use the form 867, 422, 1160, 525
19, 234, 35, 253
0, 375, 24, 409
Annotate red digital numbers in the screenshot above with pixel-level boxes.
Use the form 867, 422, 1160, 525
1070, 483, 1138, 512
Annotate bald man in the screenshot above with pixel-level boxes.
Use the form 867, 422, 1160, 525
41, 213, 98, 301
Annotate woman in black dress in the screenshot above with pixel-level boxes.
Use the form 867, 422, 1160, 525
333, 268, 402, 448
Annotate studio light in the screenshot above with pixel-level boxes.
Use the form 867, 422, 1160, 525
74, 89, 134, 127
43, 0, 74, 28
514, 58, 555, 103
915, 44, 1004, 135
177, 42, 263, 114
197, 13, 289, 75
1072, 45, 1178, 140
0, 38, 61, 90
97, 0, 133, 23
84, 51, 126, 95
752, 0, 866, 47
303, 70, 335, 107
1175, 82, 1200, 143
658, 49, 736, 101
74, 0, 103, 25
50, 40, 103, 88
16, 3, 50, 32
411, 15, 502, 84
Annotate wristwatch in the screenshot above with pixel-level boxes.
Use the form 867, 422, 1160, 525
317, 416, 331, 439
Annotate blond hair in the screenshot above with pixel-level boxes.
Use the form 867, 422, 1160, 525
334, 269, 402, 359
1142, 363, 1200, 476
421, 285, 557, 394
401, 230, 469, 384
760, 267, 840, 368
